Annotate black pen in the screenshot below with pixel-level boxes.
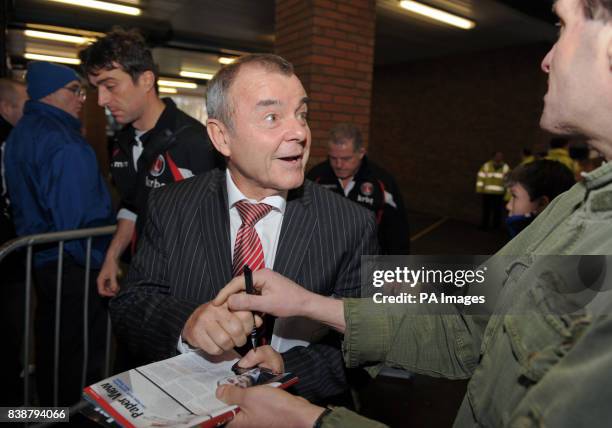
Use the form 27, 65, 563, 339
243, 265, 258, 351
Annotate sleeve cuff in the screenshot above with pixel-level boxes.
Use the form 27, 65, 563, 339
117, 208, 137, 222
342, 298, 391, 368
321, 407, 388, 428
177, 335, 198, 353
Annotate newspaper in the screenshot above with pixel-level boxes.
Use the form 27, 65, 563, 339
83, 350, 297, 428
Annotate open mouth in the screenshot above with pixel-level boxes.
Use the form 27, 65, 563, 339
278, 154, 303, 163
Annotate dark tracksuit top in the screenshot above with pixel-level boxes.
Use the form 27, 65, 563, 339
308, 156, 410, 254
110, 98, 222, 251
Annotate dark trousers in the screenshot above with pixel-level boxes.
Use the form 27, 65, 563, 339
481, 194, 504, 229
0, 257, 25, 406
34, 261, 107, 406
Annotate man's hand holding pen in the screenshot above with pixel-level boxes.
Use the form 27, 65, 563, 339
213, 268, 347, 333
182, 301, 262, 355
213, 268, 315, 318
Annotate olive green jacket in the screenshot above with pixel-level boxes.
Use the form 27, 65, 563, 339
323, 162, 612, 427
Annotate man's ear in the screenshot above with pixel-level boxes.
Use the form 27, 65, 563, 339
138, 70, 156, 92
207, 119, 231, 157
0, 100, 9, 119
357, 147, 366, 160
536, 195, 550, 213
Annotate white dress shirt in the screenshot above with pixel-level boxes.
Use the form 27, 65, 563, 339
226, 170, 326, 354
177, 169, 287, 353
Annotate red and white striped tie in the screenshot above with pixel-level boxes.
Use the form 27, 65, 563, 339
232, 200, 273, 277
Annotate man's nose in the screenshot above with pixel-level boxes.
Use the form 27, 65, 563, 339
541, 46, 554, 73
285, 116, 307, 143
97, 88, 109, 107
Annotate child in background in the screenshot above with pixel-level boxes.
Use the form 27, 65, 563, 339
505, 159, 576, 238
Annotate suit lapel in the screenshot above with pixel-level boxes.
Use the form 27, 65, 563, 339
274, 184, 316, 279
199, 170, 232, 289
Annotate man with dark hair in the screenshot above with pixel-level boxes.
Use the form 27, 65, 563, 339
79, 29, 220, 297
307, 123, 410, 254
209, 0, 612, 426
110, 53, 378, 401
4, 62, 112, 406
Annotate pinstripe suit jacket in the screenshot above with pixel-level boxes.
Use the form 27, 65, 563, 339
110, 168, 378, 400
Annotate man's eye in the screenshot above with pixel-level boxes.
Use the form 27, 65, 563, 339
264, 113, 277, 123
298, 111, 308, 121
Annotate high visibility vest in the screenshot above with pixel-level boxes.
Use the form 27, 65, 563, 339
519, 155, 535, 165
476, 161, 509, 195
546, 148, 579, 175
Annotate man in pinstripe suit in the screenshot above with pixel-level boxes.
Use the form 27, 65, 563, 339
110, 54, 378, 401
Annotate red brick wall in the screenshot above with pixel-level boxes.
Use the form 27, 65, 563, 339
275, 0, 376, 165
369, 43, 552, 223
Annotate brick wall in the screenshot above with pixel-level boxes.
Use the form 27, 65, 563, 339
369, 43, 552, 224
275, 0, 376, 165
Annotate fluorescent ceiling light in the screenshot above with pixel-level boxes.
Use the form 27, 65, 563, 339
25, 29, 95, 44
47, 0, 141, 16
26, 23, 105, 38
399, 1, 475, 30
180, 70, 213, 80
159, 87, 178, 94
25, 52, 81, 65
218, 57, 236, 65
157, 79, 197, 89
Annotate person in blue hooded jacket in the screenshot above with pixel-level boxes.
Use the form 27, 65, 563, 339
4, 61, 113, 406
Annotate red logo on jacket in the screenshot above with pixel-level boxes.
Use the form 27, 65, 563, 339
150, 155, 166, 177
360, 182, 374, 196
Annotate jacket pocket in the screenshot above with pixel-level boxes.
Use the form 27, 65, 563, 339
466, 269, 591, 427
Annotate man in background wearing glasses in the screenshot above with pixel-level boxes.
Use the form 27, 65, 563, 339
4, 61, 113, 406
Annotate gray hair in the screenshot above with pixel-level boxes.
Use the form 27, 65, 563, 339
206, 53, 294, 130
329, 123, 363, 151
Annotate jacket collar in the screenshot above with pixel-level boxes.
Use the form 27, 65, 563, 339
24, 100, 81, 131
197, 170, 314, 284
115, 97, 178, 154
138, 97, 178, 143
275, 180, 316, 277
353, 155, 371, 181
583, 161, 612, 191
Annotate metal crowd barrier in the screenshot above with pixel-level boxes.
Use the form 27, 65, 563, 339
0, 225, 116, 411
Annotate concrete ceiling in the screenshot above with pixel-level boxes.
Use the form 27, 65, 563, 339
7, 0, 557, 79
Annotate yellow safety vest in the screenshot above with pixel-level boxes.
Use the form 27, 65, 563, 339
546, 148, 579, 176
476, 161, 509, 195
